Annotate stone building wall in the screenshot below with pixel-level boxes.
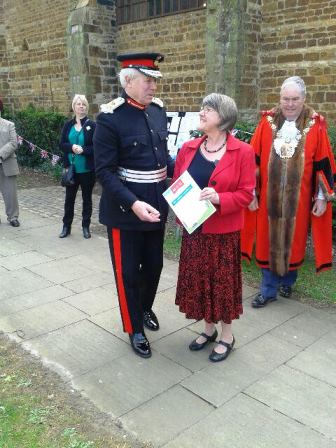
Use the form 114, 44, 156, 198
0, 0, 76, 113
259, 0, 336, 121
1, 1, 336, 122
206, 0, 262, 122
117, 9, 207, 111
0, 0, 117, 115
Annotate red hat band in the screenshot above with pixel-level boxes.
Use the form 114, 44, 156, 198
120, 58, 157, 69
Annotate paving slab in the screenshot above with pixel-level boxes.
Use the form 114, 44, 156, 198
269, 308, 336, 348
63, 272, 114, 293
163, 393, 336, 448
242, 283, 258, 299
149, 289, 193, 340
188, 296, 308, 349
73, 353, 190, 417
157, 262, 179, 292
287, 330, 336, 387
120, 385, 213, 447
88, 308, 126, 340
27, 256, 94, 284
242, 296, 309, 327
0, 268, 53, 301
0, 250, 54, 271
245, 364, 336, 441
0, 300, 86, 339
153, 327, 213, 372
90, 307, 186, 348
62, 286, 118, 315
65, 248, 113, 273
181, 332, 302, 407
2, 192, 336, 448
0, 285, 72, 316
13, 235, 91, 259
0, 237, 32, 256
25, 319, 128, 377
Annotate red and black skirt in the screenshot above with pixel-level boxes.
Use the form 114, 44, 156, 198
175, 229, 243, 324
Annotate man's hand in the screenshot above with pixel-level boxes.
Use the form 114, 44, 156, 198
131, 200, 161, 222
248, 196, 259, 211
312, 198, 327, 217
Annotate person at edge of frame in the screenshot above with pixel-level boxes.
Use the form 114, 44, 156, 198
0, 97, 20, 227
241, 76, 336, 308
93, 52, 174, 358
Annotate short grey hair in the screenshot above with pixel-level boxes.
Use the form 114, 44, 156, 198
119, 68, 140, 88
72, 94, 89, 111
280, 76, 306, 97
202, 93, 238, 131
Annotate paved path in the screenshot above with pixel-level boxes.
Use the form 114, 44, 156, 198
0, 187, 336, 448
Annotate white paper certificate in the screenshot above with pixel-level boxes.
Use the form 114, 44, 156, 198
163, 171, 216, 234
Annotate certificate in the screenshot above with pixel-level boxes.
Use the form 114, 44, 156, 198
163, 171, 216, 234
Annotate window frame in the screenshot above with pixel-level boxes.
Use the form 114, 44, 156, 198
117, 0, 206, 25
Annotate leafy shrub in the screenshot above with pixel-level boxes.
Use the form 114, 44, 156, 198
234, 121, 257, 143
3, 105, 67, 169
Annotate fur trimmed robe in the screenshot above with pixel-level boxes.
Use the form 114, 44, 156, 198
241, 105, 335, 275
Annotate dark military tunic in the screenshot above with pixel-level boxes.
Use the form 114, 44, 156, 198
93, 91, 174, 334
94, 91, 174, 230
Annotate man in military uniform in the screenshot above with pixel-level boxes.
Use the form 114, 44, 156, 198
94, 52, 174, 358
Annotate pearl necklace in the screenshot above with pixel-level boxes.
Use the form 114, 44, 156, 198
203, 138, 226, 153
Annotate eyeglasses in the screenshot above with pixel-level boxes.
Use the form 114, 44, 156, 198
200, 106, 215, 114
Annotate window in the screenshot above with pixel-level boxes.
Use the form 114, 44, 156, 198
117, 0, 206, 25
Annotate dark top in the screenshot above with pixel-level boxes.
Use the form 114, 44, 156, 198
93, 91, 175, 231
59, 116, 96, 171
188, 147, 217, 189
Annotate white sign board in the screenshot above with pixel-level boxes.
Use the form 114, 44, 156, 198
167, 111, 200, 159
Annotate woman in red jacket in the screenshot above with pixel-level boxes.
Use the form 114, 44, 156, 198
172, 93, 255, 362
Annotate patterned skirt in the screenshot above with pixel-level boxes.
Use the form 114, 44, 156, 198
175, 229, 243, 324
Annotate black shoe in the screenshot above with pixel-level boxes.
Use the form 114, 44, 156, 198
251, 293, 277, 308
83, 227, 91, 239
189, 329, 218, 351
59, 225, 71, 238
129, 332, 152, 358
9, 219, 20, 227
279, 285, 292, 298
143, 310, 159, 331
209, 336, 235, 362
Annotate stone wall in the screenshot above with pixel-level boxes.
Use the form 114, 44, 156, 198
0, 0, 76, 114
259, 0, 336, 121
67, 0, 118, 114
0, 0, 117, 115
1, 1, 336, 122
206, 0, 262, 122
117, 9, 207, 111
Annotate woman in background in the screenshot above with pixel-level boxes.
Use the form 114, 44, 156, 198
172, 93, 255, 362
59, 94, 96, 239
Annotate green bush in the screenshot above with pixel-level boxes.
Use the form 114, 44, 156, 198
3, 105, 67, 169
234, 121, 257, 143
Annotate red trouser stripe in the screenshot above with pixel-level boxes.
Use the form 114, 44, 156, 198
111, 228, 133, 333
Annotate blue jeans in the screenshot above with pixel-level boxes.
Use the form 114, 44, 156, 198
261, 268, 298, 298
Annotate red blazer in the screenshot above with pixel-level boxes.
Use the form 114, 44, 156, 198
172, 134, 256, 234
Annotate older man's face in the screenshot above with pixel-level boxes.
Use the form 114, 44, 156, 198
125, 72, 157, 106
280, 85, 305, 121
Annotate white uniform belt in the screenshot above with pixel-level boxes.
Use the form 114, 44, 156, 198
117, 166, 167, 183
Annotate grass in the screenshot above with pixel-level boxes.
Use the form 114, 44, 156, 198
163, 231, 336, 305
0, 336, 142, 448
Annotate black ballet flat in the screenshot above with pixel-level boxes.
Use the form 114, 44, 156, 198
209, 336, 235, 362
189, 329, 218, 351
